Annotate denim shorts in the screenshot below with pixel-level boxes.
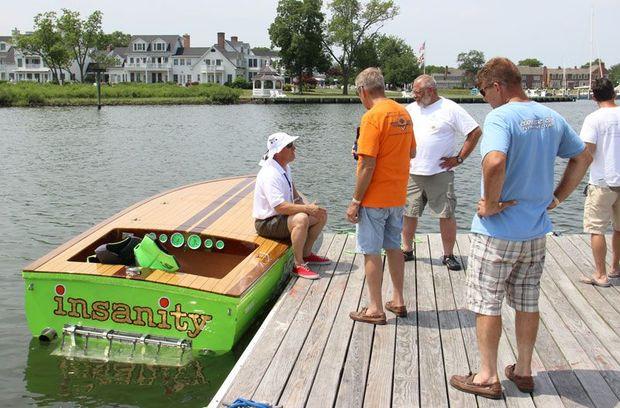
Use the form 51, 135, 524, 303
356, 206, 404, 254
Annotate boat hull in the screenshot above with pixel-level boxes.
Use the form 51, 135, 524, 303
23, 249, 293, 354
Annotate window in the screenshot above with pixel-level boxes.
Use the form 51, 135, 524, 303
130, 57, 134, 63
173, 59, 178, 65
173, 74, 178, 83
154, 42, 165, 51
17, 59, 23, 67
227, 74, 233, 83
216, 59, 222, 66
254, 80, 261, 88
0, 43, 5, 51
180, 59, 185, 66
163, 57, 168, 63
205, 59, 210, 65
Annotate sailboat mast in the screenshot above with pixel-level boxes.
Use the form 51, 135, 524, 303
589, 6, 593, 99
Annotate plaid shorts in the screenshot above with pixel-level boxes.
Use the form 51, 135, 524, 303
466, 233, 546, 316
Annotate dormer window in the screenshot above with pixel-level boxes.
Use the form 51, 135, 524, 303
133, 42, 146, 52
153, 42, 166, 52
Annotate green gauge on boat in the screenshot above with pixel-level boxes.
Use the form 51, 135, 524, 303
204, 238, 214, 249
187, 234, 202, 250
158, 233, 168, 243
215, 240, 225, 250
170, 232, 185, 248
147, 232, 157, 240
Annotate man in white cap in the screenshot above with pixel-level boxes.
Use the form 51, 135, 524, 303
253, 132, 330, 279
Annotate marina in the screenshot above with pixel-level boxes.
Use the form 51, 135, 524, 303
210, 232, 620, 407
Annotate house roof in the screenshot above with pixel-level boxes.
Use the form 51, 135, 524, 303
130, 35, 180, 52
0, 36, 12, 43
3, 47, 15, 64
254, 65, 284, 81
518, 66, 544, 75
110, 47, 128, 58
176, 47, 210, 56
213, 45, 243, 67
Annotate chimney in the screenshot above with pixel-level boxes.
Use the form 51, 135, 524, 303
217, 32, 225, 47
183, 33, 190, 49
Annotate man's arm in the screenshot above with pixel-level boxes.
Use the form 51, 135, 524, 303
274, 201, 325, 218
346, 155, 376, 223
440, 126, 482, 170
477, 151, 517, 217
549, 148, 592, 209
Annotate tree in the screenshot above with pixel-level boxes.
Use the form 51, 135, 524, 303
424, 65, 447, 74
324, 0, 399, 94
352, 37, 379, 75
96, 31, 131, 49
457, 50, 485, 86
609, 63, 620, 86
57, 9, 104, 82
518, 58, 543, 67
15, 12, 71, 83
269, 0, 330, 94
374, 35, 419, 87
581, 58, 604, 68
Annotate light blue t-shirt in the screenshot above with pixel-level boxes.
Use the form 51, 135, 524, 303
471, 101, 585, 241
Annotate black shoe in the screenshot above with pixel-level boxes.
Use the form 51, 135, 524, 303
442, 255, 462, 271
403, 250, 415, 262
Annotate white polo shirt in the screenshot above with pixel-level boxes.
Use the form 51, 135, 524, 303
406, 97, 479, 175
253, 158, 294, 220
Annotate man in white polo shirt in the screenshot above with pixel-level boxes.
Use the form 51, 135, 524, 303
402, 74, 482, 270
253, 132, 330, 280
580, 78, 620, 287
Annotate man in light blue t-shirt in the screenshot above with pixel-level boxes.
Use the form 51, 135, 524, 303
449, 57, 592, 400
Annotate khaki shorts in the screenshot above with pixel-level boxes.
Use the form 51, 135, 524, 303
583, 184, 620, 234
404, 171, 456, 218
466, 234, 546, 316
255, 215, 289, 240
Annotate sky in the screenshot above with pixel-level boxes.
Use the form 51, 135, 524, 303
1, 0, 618, 69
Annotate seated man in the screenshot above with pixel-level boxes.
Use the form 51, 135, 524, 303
253, 132, 330, 279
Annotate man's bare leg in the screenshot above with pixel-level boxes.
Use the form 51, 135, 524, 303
473, 314, 502, 384
385, 248, 405, 307
288, 213, 309, 265
439, 217, 457, 256
612, 230, 620, 274
402, 215, 418, 252
364, 254, 384, 315
591, 233, 609, 281
303, 214, 327, 257
514, 311, 539, 377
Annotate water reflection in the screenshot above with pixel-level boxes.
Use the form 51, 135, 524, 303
25, 338, 236, 407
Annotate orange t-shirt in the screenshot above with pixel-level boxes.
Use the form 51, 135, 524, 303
357, 99, 415, 207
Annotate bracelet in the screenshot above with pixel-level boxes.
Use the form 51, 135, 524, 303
351, 197, 361, 205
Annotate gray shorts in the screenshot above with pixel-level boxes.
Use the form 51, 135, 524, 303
404, 171, 456, 218
466, 233, 546, 316
255, 215, 289, 240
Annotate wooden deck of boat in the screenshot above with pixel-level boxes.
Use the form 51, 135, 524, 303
24, 176, 289, 297
209, 232, 620, 408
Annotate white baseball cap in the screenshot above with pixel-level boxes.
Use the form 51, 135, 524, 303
260, 132, 299, 165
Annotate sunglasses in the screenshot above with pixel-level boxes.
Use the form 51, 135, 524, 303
285, 142, 295, 149
479, 83, 495, 97
355, 85, 364, 96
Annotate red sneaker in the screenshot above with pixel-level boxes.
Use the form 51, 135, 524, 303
303, 252, 331, 265
292, 264, 320, 280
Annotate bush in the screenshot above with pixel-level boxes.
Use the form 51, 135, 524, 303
205, 86, 241, 104
284, 84, 293, 92
0, 87, 16, 106
230, 76, 252, 89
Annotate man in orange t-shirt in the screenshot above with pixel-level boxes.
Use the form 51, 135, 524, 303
347, 67, 416, 325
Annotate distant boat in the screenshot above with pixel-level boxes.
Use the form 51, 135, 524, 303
22, 176, 293, 364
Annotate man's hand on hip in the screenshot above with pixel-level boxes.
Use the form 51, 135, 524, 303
477, 198, 517, 217
440, 156, 460, 170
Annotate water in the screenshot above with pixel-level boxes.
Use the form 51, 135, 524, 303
0, 100, 598, 407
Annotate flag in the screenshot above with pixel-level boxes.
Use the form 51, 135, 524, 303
418, 41, 426, 65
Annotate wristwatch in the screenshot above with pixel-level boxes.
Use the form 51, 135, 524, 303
456, 155, 464, 164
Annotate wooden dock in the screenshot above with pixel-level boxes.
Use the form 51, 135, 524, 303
209, 233, 620, 408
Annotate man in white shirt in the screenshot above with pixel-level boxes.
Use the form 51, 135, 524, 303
580, 78, 620, 287
402, 75, 482, 270
253, 132, 329, 280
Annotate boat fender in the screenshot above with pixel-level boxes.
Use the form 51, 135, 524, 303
95, 235, 141, 265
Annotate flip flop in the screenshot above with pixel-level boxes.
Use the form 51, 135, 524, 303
608, 271, 620, 279
579, 277, 612, 287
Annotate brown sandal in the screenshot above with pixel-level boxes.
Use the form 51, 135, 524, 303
449, 372, 502, 399
349, 307, 386, 325
505, 364, 534, 393
385, 301, 407, 317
